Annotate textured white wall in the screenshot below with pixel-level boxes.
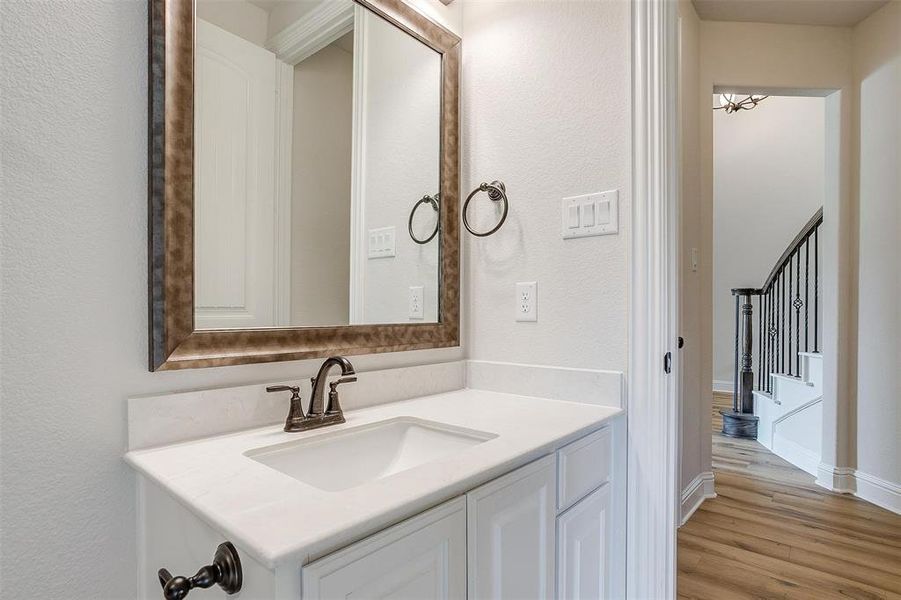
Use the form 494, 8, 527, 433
0, 2, 462, 598
359, 8, 441, 323
712, 95, 826, 384
462, 0, 631, 371
852, 1, 900, 491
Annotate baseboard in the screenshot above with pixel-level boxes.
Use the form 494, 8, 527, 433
712, 379, 734, 393
680, 471, 716, 526
772, 435, 819, 477
853, 470, 901, 515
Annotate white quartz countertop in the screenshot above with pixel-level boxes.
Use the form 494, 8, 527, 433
125, 388, 622, 569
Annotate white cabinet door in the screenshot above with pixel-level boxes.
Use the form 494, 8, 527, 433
194, 19, 280, 329
302, 497, 466, 600
557, 484, 612, 600
466, 455, 556, 600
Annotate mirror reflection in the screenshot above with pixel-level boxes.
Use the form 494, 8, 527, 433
193, 0, 441, 329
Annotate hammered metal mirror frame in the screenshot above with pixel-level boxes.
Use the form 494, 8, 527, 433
148, 0, 461, 371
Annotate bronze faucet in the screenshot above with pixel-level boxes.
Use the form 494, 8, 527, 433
266, 356, 356, 432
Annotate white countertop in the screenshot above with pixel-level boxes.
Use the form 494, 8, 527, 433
125, 388, 622, 569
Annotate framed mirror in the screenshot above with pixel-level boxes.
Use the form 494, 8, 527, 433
149, 0, 460, 370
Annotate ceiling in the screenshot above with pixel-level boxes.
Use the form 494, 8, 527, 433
691, 0, 890, 26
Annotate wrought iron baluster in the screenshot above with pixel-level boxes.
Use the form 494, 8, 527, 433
814, 227, 819, 353
781, 268, 786, 374
795, 249, 801, 375
758, 295, 763, 390
805, 237, 810, 352
788, 256, 793, 376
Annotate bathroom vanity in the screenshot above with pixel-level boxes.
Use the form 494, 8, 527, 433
140, 0, 626, 596
127, 389, 625, 599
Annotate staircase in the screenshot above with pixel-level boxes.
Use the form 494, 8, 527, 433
753, 351, 823, 476
722, 207, 824, 475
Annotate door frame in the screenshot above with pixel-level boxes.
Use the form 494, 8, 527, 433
627, 0, 681, 597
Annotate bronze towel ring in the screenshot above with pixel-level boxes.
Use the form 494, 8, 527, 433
463, 181, 508, 237
408, 193, 440, 244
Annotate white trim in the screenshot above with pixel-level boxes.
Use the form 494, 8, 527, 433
772, 435, 820, 477
853, 471, 901, 515
348, 5, 367, 323
628, 0, 680, 598
816, 464, 901, 515
679, 471, 715, 526
266, 0, 354, 66
816, 462, 856, 493
273, 61, 294, 326
712, 379, 733, 393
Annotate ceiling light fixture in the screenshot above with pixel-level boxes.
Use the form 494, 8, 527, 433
715, 93, 768, 114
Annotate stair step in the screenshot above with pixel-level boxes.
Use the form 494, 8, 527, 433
771, 373, 814, 387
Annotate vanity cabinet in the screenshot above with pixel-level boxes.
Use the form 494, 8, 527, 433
557, 483, 613, 599
466, 456, 556, 600
137, 420, 624, 600
302, 498, 466, 600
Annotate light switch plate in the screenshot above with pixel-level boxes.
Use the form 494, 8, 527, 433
561, 189, 619, 239
368, 226, 396, 258
409, 286, 424, 319
515, 281, 538, 322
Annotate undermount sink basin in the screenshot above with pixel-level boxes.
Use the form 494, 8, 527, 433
245, 417, 498, 492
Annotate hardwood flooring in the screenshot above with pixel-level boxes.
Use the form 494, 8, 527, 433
678, 392, 901, 600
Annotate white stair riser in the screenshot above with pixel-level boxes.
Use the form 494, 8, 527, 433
771, 375, 819, 412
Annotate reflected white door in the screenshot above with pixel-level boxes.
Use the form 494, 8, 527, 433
194, 19, 278, 329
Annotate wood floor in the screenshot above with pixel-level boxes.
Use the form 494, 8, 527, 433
678, 392, 901, 600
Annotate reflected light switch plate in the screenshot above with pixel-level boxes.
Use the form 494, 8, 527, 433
368, 226, 396, 258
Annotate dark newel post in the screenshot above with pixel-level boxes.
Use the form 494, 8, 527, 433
722, 288, 760, 439
739, 293, 754, 413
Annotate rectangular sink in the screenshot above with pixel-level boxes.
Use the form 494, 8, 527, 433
245, 417, 497, 492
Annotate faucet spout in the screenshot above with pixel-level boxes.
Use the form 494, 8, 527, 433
309, 356, 356, 417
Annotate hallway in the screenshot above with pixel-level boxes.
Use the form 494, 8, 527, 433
678, 393, 901, 599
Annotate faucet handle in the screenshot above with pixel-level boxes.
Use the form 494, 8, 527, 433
266, 385, 306, 431
266, 384, 299, 394
325, 377, 357, 416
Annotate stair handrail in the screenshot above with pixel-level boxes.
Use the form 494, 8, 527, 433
761, 207, 823, 292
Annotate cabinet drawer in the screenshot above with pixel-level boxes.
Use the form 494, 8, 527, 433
557, 427, 612, 511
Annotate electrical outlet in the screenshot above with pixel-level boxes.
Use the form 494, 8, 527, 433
409, 286, 424, 319
515, 281, 538, 322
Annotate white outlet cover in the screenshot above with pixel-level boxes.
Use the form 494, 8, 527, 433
515, 281, 538, 322
368, 226, 396, 259
409, 286, 424, 319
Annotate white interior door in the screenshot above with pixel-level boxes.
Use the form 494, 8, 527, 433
194, 19, 278, 329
